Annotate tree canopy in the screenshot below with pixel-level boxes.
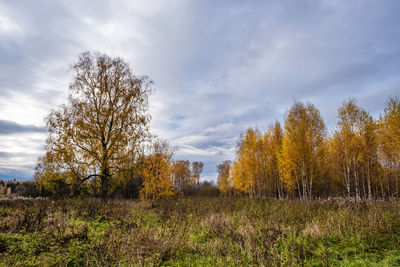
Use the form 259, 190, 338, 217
35, 52, 151, 198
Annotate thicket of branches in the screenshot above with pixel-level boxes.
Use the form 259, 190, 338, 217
34, 52, 205, 200
218, 97, 400, 200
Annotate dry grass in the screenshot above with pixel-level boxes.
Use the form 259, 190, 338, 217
0, 197, 400, 266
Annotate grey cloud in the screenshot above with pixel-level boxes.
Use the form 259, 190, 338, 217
0, 120, 46, 135
0, 151, 38, 158
0, 151, 16, 158
1, 0, 400, 181
177, 137, 233, 150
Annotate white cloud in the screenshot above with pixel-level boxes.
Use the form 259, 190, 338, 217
0, 4, 23, 37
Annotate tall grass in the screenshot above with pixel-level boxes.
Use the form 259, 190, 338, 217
1, 197, 400, 266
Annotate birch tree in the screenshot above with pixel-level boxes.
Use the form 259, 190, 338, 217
35, 52, 151, 198
279, 102, 326, 199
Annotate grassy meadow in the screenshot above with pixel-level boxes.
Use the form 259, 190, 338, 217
1, 197, 400, 266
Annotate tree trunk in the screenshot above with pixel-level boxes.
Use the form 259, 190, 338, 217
309, 173, 313, 200
296, 179, 301, 200
101, 166, 110, 199
353, 159, 360, 200
395, 167, 399, 197
361, 171, 366, 199
344, 148, 351, 198
277, 176, 282, 199
366, 162, 372, 200
345, 160, 351, 198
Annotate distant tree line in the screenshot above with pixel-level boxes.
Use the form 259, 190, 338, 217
217, 97, 400, 200
0, 180, 40, 197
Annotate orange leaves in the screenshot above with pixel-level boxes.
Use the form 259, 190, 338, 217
378, 96, 400, 196
379, 96, 400, 163
140, 154, 175, 201
229, 123, 284, 198
173, 160, 191, 191
279, 102, 327, 199
222, 96, 400, 199
329, 99, 379, 199
217, 160, 232, 195
36, 52, 152, 197
139, 139, 175, 203
171, 160, 204, 195
227, 103, 326, 199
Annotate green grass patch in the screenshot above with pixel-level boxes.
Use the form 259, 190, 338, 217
1, 197, 400, 266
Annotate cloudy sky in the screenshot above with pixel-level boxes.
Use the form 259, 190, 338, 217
1, 0, 400, 181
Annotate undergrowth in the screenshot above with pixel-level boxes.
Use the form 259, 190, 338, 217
0, 197, 399, 266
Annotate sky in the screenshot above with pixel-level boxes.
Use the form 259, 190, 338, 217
1, 0, 400, 181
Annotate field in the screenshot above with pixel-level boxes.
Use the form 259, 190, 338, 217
1, 197, 400, 266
